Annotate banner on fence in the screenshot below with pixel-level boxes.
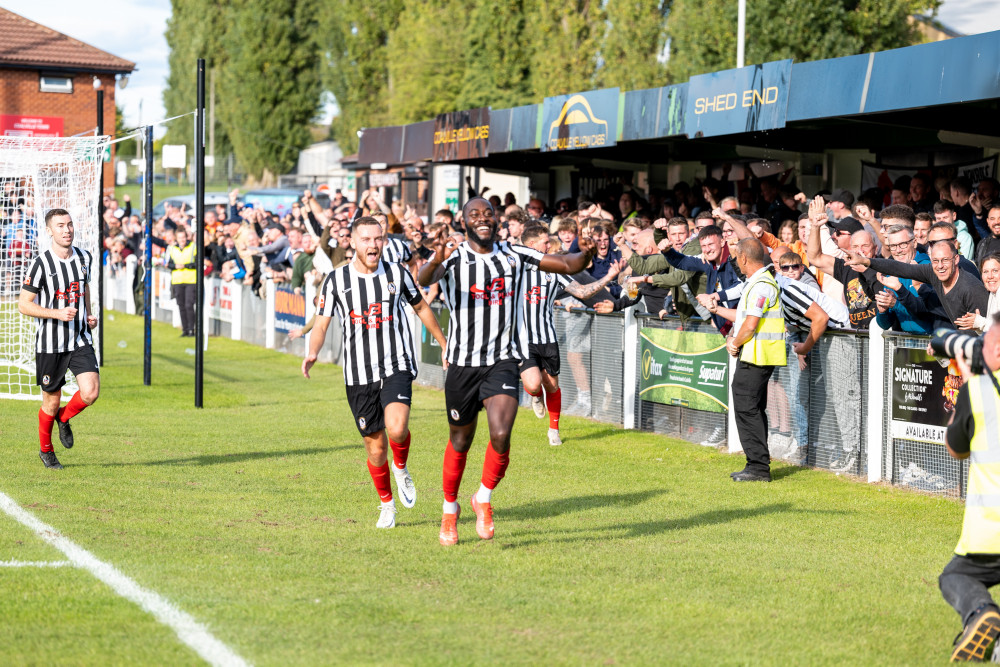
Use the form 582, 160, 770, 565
890, 347, 965, 445
638, 328, 729, 412
156, 269, 173, 310
421, 307, 450, 365
274, 286, 305, 334
206, 278, 234, 323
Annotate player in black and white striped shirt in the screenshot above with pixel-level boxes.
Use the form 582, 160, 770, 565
518, 224, 626, 447
18, 209, 100, 470
302, 216, 448, 529
418, 197, 595, 546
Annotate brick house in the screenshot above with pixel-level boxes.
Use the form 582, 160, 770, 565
0, 8, 136, 194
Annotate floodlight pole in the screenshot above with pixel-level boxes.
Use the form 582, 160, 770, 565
96, 84, 105, 367
195, 58, 206, 408
737, 0, 746, 68
143, 124, 154, 386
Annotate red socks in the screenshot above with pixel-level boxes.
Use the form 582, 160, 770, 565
442, 442, 468, 503
389, 432, 410, 469
367, 460, 393, 502
58, 391, 88, 423
481, 441, 510, 490
546, 388, 561, 430
38, 409, 56, 453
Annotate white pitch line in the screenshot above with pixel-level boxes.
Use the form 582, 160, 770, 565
0, 491, 250, 667
0, 560, 72, 567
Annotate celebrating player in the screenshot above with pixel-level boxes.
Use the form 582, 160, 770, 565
418, 198, 595, 546
518, 224, 624, 446
18, 209, 100, 470
302, 216, 448, 529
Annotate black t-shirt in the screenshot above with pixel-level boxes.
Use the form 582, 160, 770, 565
867, 258, 989, 326
833, 257, 879, 329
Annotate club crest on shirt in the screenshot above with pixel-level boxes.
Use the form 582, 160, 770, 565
358, 417, 366, 430
387, 283, 397, 294
506, 255, 516, 266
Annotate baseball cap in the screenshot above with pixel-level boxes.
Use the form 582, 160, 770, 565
830, 189, 855, 207
829, 216, 864, 235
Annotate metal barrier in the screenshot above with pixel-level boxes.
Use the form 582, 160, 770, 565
113, 271, 969, 499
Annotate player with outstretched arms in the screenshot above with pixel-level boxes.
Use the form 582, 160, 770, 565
18, 209, 100, 470
302, 216, 448, 529
418, 197, 595, 546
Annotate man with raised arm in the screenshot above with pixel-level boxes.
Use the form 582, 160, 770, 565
418, 197, 594, 546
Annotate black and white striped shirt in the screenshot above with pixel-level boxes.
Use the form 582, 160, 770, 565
21, 247, 93, 354
722, 274, 850, 333
318, 260, 423, 385
438, 241, 543, 366
523, 267, 572, 345
382, 236, 412, 264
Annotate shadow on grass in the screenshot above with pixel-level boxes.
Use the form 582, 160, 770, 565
151, 352, 244, 384
93, 445, 355, 467
565, 426, 630, 442
507, 502, 848, 547
771, 466, 804, 481
502, 488, 667, 521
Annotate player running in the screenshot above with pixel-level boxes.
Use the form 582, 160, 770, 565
418, 198, 595, 546
518, 224, 624, 446
18, 209, 100, 470
302, 216, 447, 529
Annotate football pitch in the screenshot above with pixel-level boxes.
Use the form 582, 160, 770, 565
0, 314, 969, 664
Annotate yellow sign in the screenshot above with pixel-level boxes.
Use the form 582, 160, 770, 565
694, 87, 779, 115
433, 125, 489, 145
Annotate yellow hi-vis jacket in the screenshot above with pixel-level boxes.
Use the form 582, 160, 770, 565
735, 268, 786, 366
956, 371, 1000, 555
168, 242, 197, 285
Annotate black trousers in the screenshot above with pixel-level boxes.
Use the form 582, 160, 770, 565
732, 359, 775, 473
940, 554, 1000, 625
172, 283, 197, 334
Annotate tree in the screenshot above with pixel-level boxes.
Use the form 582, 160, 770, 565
319, 0, 404, 155
596, 0, 669, 91
385, 0, 467, 124
665, 0, 941, 83
216, 0, 323, 182
162, 0, 231, 160
528, 0, 604, 99
456, 0, 533, 109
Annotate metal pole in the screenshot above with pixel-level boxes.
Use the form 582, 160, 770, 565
143, 124, 154, 386
737, 0, 746, 68
96, 87, 105, 367
195, 58, 206, 408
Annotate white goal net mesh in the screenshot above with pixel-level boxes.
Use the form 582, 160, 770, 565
0, 135, 107, 401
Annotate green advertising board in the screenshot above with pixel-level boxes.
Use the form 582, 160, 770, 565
638, 328, 729, 413
421, 307, 450, 366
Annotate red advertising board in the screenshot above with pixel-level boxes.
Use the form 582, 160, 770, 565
0, 115, 63, 137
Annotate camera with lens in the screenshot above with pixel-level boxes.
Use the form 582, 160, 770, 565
930, 328, 985, 375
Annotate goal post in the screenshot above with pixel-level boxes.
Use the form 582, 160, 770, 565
0, 135, 108, 401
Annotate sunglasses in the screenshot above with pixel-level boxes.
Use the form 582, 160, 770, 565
778, 263, 803, 271
927, 237, 957, 246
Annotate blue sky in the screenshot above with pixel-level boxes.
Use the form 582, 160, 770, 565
1, 0, 997, 139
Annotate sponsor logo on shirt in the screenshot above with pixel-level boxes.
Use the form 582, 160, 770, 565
470, 277, 512, 304
54, 281, 83, 304
348, 302, 393, 329
525, 285, 547, 304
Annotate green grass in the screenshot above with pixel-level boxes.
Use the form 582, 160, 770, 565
0, 313, 970, 664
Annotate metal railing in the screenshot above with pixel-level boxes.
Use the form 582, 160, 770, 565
119, 270, 967, 499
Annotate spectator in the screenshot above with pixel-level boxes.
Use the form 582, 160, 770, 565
620, 219, 706, 321
956, 254, 1000, 335
661, 224, 740, 334
874, 225, 936, 334
909, 173, 937, 214
581, 219, 622, 297
933, 200, 974, 259
555, 217, 577, 252
914, 212, 933, 246
974, 204, 1000, 267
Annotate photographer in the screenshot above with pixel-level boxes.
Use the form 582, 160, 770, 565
936, 312, 1000, 660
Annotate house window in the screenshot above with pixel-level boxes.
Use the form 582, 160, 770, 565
39, 75, 73, 94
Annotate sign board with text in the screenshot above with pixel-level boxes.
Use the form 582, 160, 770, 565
685, 60, 792, 138
638, 328, 729, 413
0, 115, 63, 137
274, 286, 305, 334
541, 88, 619, 152
890, 347, 964, 445
433, 107, 489, 161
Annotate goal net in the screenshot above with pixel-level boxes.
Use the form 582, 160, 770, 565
0, 135, 107, 401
